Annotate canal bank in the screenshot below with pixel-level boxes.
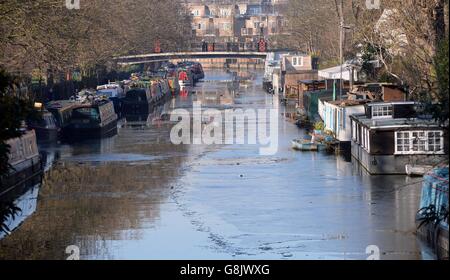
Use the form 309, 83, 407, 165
0, 69, 430, 260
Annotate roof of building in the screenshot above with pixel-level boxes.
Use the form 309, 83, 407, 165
351, 114, 443, 129
284, 69, 318, 74
318, 63, 358, 81
326, 99, 370, 107
366, 101, 416, 106
298, 79, 325, 85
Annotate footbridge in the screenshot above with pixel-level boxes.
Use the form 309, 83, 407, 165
114, 51, 269, 66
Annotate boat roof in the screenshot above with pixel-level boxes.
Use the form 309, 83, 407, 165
46, 100, 80, 111
350, 114, 443, 129
326, 99, 370, 107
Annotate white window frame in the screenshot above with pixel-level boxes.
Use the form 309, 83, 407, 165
292, 56, 304, 67
365, 128, 370, 152
372, 105, 393, 119
395, 130, 445, 155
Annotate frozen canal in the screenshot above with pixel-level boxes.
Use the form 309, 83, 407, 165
0, 70, 430, 260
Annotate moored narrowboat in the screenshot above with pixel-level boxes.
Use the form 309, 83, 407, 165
0, 130, 42, 196
64, 99, 118, 140
96, 83, 124, 113
178, 68, 194, 87
122, 87, 153, 115
46, 100, 81, 132
27, 110, 59, 142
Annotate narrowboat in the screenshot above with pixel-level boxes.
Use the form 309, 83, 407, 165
416, 166, 449, 260
177, 62, 204, 86
168, 74, 180, 96
122, 87, 153, 115
178, 69, 194, 87
46, 100, 81, 131
27, 110, 59, 142
64, 99, 118, 139
96, 83, 124, 113
149, 78, 170, 103
190, 62, 205, 82
0, 130, 42, 196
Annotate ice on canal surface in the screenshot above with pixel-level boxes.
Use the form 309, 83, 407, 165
0, 70, 427, 260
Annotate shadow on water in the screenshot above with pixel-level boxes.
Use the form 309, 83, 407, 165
0, 174, 43, 240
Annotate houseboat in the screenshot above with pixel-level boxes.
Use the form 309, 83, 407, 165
0, 130, 42, 196
319, 99, 368, 150
350, 102, 448, 175
64, 99, 118, 139
318, 83, 409, 151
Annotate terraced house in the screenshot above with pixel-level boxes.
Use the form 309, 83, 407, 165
186, 0, 287, 46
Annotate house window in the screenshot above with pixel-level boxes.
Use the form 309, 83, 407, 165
428, 131, 444, 152
292, 57, 303, 67
372, 105, 393, 118
396, 131, 410, 152
412, 131, 426, 152
395, 131, 444, 154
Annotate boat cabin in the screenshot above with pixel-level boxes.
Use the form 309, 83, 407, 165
350, 102, 448, 174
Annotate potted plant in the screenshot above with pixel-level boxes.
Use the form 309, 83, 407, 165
314, 121, 325, 135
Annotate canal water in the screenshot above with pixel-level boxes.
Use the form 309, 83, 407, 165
0, 70, 432, 260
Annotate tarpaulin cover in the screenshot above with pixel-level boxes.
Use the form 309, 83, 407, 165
420, 167, 449, 227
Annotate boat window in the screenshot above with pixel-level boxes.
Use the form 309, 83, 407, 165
127, 90, 146, 101
395, 131, 444, 155
72, 108, 100, 121
44, 115, 56, 128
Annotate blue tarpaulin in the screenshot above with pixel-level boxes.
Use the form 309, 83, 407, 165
420, 167, 449, 227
